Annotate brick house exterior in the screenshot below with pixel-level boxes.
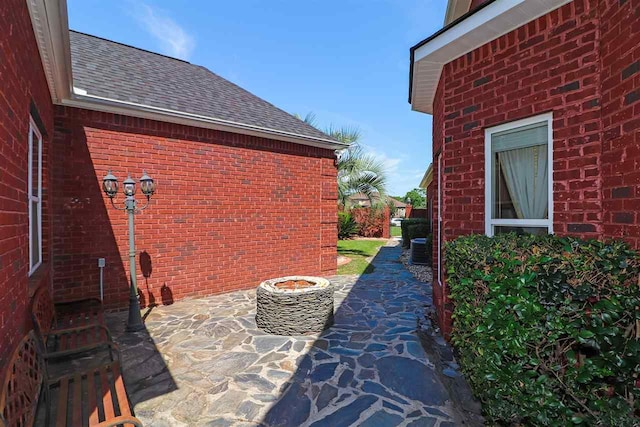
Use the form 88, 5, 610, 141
410, 0, 640, 337
0, 0, 55, 366
0, 0, 342, 366
52, 107, 338, 308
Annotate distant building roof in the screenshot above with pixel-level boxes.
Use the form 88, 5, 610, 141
348, 193, 371, 201
347, 193, 407, 208
389, 197, 408, 208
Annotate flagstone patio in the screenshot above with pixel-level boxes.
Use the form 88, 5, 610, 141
97, 240, 465, 426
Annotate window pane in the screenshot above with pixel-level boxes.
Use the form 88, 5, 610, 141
492, 124, 548, 220
493, 154, 518, 219
31, 200, 40, 268
31, 129, 39, 197
494, 226, 548, 236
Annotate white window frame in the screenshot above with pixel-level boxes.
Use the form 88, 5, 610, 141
484, 112, 553, 237
28, 118, 43, 276
437, 153, 442, 286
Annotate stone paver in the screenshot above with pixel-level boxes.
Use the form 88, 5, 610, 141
99, 240, 462, 426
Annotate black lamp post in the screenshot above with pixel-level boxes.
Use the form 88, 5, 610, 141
102, 170, 155, 332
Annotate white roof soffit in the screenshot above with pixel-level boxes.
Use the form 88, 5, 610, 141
411, 0, 572, 114
444, 0, 472, 25
27, 0, 73, 102
26, 0, 346, 151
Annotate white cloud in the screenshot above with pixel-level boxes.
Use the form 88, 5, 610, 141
362, 144, 403, 175
131, 3, 195, 60
360, 145, 421, 195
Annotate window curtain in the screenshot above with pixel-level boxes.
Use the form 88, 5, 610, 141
498, 145, 548, 220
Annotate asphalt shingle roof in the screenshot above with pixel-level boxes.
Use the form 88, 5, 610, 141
69, 31, 334, 142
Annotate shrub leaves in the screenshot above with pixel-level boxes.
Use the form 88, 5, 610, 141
446, 233, 640, 425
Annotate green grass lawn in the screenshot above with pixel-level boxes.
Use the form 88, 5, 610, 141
391, 226, 401, 237
337, 239, 387, 275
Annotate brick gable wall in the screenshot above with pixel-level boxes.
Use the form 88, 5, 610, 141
0, 0, 54, 366
431, 0, 640, 336
52, 107, 337, 310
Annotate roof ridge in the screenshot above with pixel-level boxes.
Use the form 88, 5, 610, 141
69, 29, 191, 64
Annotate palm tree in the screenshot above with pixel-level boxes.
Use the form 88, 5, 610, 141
296, 112, 388, 207
336, 143, 388, 207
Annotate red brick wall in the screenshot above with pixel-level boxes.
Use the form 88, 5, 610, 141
599, 0, 640, 248
0, 0, 54, 366
382, 207, 391, 239
441, 0, 603, 242
52, 107, 337, 310
407, 208, 428, 219
431, 72, 452, 336
431, 0, 640, 336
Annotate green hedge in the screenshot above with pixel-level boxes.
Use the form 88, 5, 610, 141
408, 223, 430, 239
401, 218, 430, 248
446, 233, 640, 426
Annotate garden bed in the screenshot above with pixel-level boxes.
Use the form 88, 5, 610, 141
399, 248, 433, 283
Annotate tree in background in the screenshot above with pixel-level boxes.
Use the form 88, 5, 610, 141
403, 188, 426, 208
296, 112, 388, 206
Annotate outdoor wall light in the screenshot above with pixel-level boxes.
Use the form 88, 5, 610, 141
139, 170, 155, 197
101, 169, 156, 332
102, 170, 119, 198
122, 175, 136, 196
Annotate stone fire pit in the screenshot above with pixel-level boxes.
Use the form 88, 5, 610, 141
256, 276, 334, 335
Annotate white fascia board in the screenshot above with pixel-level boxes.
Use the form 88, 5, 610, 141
411, 0, 572, 114
62, 94, 348, 151
27, 0, 72, 102
419, 164, 434, 189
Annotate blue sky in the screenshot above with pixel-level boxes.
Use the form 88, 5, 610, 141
68, 0, 447, 196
